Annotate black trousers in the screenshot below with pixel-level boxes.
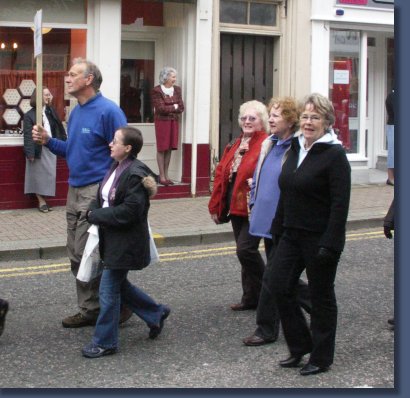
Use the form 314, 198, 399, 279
255, 238, 311, 341
230, 215, 265, 306
270, 228, 339, 367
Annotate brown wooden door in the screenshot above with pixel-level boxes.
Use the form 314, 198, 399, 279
219, 33, 274, 157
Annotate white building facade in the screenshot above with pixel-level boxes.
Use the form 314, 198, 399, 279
0, 0, 394, 209
310, 0, 394, 169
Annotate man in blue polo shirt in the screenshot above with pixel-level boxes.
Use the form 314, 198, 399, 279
33, 58, 130, 328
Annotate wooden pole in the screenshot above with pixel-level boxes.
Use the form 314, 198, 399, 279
35, 53, 43, 127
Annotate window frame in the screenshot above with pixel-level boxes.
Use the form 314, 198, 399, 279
219, 0, 282, 33
121, 28, 165, 126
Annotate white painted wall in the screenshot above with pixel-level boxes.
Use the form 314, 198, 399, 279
312, 0, 394, 26
192, 0, 213, 146
87, 0, 122, 104
310, 20, 330, 95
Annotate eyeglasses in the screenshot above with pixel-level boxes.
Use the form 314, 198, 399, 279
300, 114, 322, 122
111, 138, 125, 145
240, 116, 258, 122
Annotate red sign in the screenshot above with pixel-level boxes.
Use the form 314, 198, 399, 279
338, 0, 368, 4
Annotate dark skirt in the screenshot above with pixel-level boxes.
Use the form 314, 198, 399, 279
154, 120, 179, 151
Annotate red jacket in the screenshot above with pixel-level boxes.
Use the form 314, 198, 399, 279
208, 130, 268, 219
151, 85, 185, 121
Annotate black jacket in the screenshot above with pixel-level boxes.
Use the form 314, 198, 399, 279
385, 91, 394, 125
88, 159, 157, 270
271, 136, 351, 253
23, 107, 67, 159
384, 199, 394, 230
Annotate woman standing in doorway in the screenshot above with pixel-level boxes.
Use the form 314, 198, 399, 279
151, 67, 185, 186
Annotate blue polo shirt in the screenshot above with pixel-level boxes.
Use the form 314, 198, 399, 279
47, 93, 127, 187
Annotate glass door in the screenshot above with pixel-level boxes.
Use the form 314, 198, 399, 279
329, 29, 361, 154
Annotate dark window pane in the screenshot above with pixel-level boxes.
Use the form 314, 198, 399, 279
121, 40, 155, 123
220, 0, 247, 24
250, 3, 276, 26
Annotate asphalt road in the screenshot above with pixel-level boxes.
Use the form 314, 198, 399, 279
0, 227, 394, 390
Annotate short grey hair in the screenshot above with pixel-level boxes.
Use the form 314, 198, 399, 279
238, 100, 269, 132
300, 93, 335, 128
159, 66, 177, 85
72, 57, 103, 91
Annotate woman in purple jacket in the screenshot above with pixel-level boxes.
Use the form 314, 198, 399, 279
243, 97, 310, 347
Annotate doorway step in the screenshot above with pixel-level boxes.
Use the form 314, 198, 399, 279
154, 182, 192, 200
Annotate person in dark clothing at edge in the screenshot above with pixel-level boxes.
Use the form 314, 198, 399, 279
383, 198, 394, 329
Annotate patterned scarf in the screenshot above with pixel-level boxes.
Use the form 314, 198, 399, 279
229, 135, 252, 181
100, 157, 134, 207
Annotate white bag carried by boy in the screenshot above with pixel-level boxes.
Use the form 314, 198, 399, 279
77, 224, 102, 282
148, 222, 159, 264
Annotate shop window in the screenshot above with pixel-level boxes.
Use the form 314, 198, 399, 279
329, 29, 360, 154
220, 0, 278, 27
120, 41, 155, 123
0, 0, 87, 24
0, 27, 86, 137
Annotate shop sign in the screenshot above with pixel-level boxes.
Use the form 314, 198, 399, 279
338, 0, 368, 4
334, 70, 350, 85
336, 0, 394, 7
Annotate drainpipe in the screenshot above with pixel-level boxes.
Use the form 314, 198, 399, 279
359, 32, 368, 163
191, 58, 198, 197
191, 4, 200, 197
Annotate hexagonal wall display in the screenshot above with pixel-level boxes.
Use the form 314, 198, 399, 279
2, 108, 21, 125
3, 88, 21, 106
19, 99, 32, 114
19, 79, 36, 97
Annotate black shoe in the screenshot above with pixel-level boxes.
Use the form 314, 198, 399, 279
0, 299, 9, 337
387, 318, 394, 326
279, 355, 304, 368
300, 363, 329, 376
230, 302, 257, 311
243, 334, 277, 346
149, 306, 171, 339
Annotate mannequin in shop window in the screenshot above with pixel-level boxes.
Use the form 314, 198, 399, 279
23, 87, 66, 212
120, 74, 141, 123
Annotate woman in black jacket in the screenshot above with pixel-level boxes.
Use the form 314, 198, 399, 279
81, 127, 170, 359
23, 87, 66, 212
270, 93, 351, 375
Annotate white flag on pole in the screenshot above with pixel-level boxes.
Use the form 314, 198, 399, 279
34, 9, 43, 58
